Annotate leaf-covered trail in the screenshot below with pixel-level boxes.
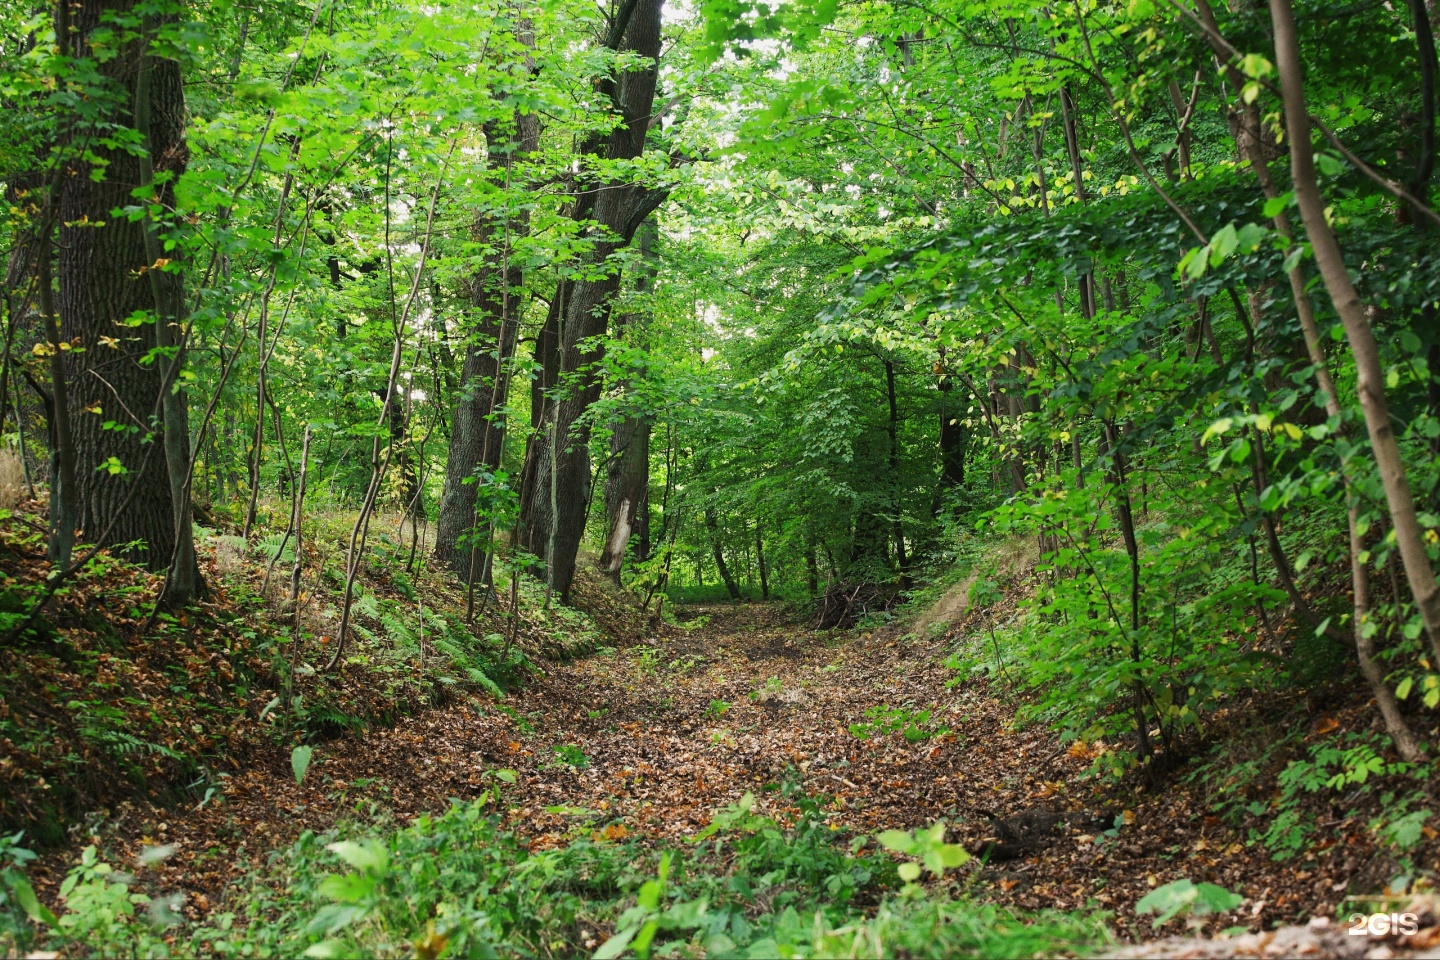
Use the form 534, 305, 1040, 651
39, 603, 1358, 940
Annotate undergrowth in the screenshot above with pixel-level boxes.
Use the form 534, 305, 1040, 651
1, 779, 1111, 959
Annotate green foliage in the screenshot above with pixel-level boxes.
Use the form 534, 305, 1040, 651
5, 787, 1108, 959
0, 833, 47, 952
849, 705, 951, 743
1235, 733, 1432, 860
291, 746, 314, 785
549, 744, 591, 769
1135, 879, 1243, 928
875, 822, 969, 885
1375, 809, 1432, 852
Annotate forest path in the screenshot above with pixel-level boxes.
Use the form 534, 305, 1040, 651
47, 603, 1070, 916
42, 603, 1329, 941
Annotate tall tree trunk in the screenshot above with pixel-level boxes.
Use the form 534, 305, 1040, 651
39, 253, 76, 569
600, 414, 650, 583
599, 219, 658, 583
518, 0, 667, 601
435, 112, 540, 573
58, 0, 185, 570
1191, 0, 1421, 756
1269, 0, 1440, 669
514, 286, 563, 549
135, 39, 203, 605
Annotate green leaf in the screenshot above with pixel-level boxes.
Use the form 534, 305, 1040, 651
11, 877, 58, 927
1208, 223, 1238, 266
1193, 882, 1244, 915
876, 829, 914, 854
1263, 192, 1294, 218
631, 918, 660, 957
1380, 810, 1430, 850
291, 745, 314, 784
1180, 246, 1207, 280
1201, 417, 1233, 443
1238, 53, 1274, 78
318, 872, 375, 904
593, 925, 638, 959
1136, 878, 1197, 926
1315, 151, 1348, 177
1236, 222, 1267, 253
325, 840, 389, 875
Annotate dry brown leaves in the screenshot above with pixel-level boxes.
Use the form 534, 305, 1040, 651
29, 598, 1433, 955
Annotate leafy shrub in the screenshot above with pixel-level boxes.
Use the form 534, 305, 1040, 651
978, 483, 1279, 775
1250, 733, 1427, 860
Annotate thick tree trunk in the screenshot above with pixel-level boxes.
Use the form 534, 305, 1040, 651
135, 43, 204, 605
1269, 0, 1440, 670
517, 0, 666, 601
598, 219, 658, 583
600, 414, 649, 582
58, 0, 186, 570
435, 112, 539, 574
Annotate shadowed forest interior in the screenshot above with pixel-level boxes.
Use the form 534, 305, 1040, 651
3, 0, 1440, 955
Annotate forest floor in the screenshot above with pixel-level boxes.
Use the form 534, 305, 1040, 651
29, 597, 1439, 954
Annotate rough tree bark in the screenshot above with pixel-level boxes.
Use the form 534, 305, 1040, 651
434, 110, 540, 573
598, 218, 657, 583
58, 0, 188, 571
517, 0, 667, 601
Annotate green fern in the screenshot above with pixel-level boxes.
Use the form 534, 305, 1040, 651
83, 728, 184, 762
433, 637, 503, 697
380, 610, 416, 648
254, 532, 294, 564
354, 591, 381, 621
